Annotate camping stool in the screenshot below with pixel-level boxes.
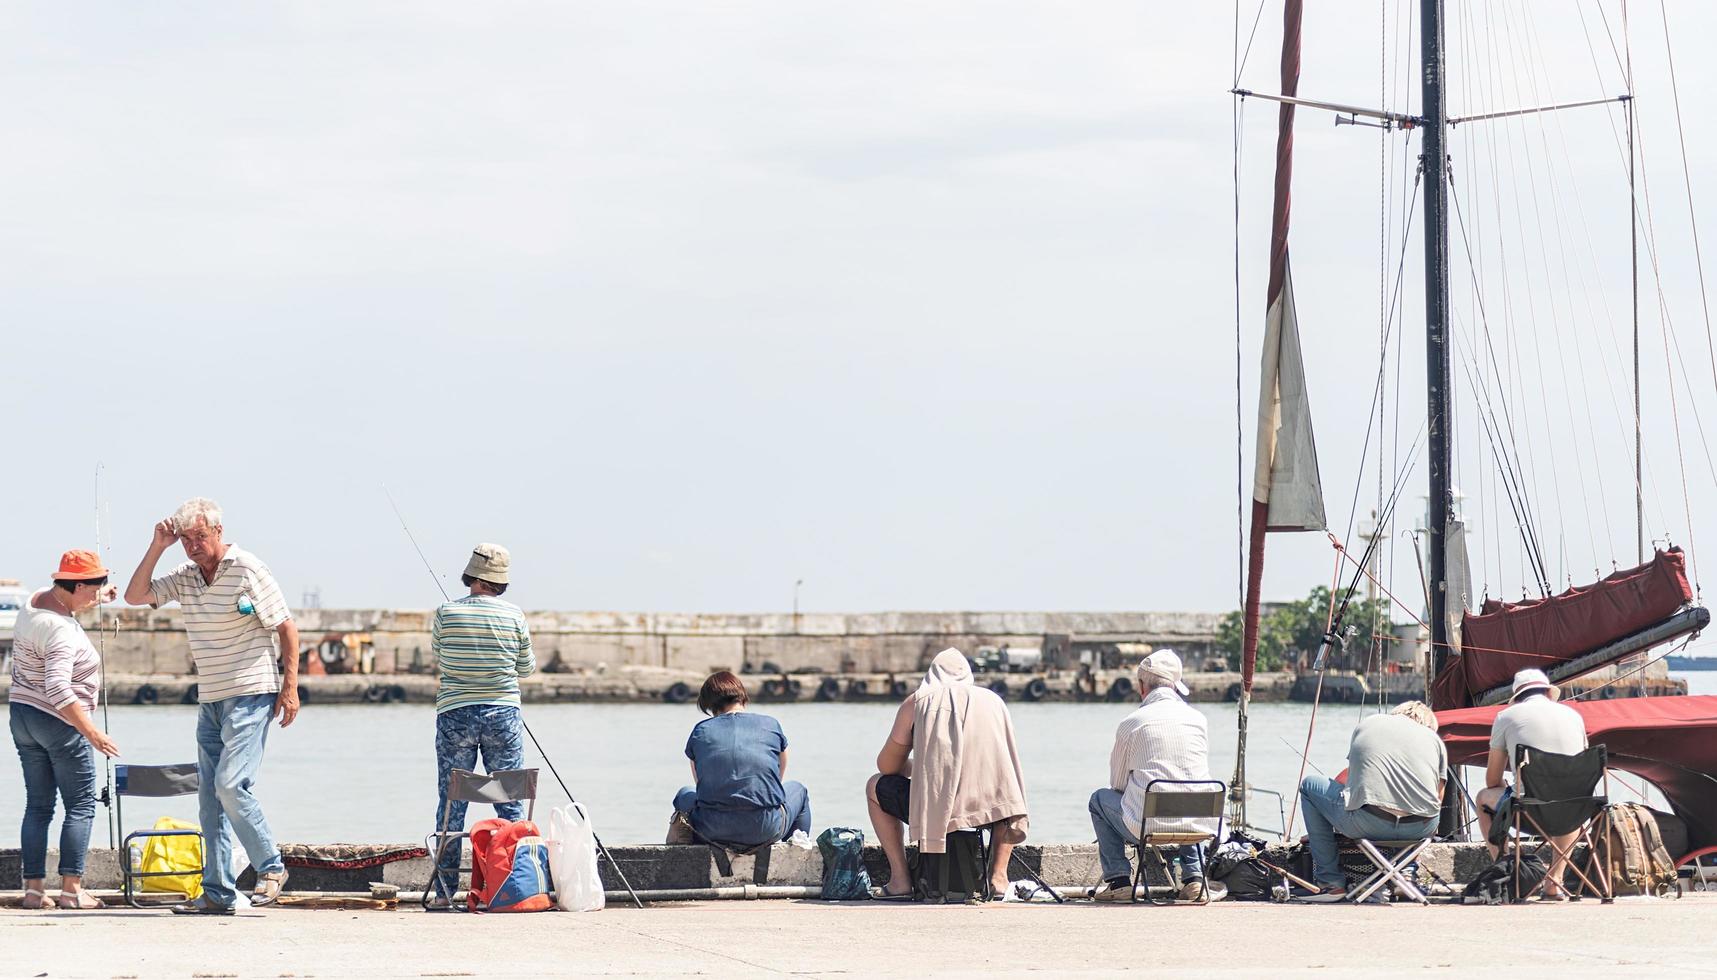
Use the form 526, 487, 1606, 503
1503, 744, 1612, 903
115, 763, 203, 909
423, 768, 538, 911
1345, 837, 1432, 905
1130, 777, 1226, 906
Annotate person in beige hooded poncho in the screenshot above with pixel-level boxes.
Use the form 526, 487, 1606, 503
865, 648, 1029, 898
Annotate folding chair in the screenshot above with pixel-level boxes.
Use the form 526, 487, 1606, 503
1345, 836, 1432, 905
115, 763, 203, 908
422, 768, 538, 911
1130, 778, 1225, 905
1504, 744, 1612, 903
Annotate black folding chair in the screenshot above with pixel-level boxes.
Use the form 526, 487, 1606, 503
115, 763, 203, 908
1130, 778, 1226, 905
423, 768, 538, 910
1505, 744, 1612, 903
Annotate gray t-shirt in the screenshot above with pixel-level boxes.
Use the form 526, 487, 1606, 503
1490, 694, 1587, 771
1344, 713, 1447, 818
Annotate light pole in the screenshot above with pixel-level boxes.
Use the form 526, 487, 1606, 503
793, 579, 804, 631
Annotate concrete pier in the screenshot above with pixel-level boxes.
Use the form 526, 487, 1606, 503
3, 892, 1712, 978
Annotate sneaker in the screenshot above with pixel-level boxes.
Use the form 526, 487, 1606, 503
250, 870, 289, 908
171, 897, 237, 916
1177, 880, 1208, 902
1294, 887, 1348, 904
424, 894, 454, 912
1091, 880, 1137, 903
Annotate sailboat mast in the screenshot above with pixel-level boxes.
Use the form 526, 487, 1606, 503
1420, 0, 1454, 676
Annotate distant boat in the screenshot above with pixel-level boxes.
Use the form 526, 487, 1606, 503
1667, 655, 1717, 672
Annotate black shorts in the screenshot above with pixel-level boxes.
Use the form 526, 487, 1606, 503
875, 774, 911, 822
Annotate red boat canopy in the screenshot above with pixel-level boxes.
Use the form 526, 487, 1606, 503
1431, 548, 1694, 710
1438, 695, 1717, 855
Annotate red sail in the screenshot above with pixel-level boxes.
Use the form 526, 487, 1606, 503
1430, 548, 1692, 710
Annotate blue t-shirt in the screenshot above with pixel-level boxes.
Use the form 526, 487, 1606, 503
685, 712, 788, 812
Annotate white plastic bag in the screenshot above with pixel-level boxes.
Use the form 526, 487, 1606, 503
545, 803, 606, 912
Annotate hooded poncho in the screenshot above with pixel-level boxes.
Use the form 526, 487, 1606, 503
906, 648, 1030, 853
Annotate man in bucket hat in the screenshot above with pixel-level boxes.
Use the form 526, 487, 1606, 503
1087, 649, 1222, 902
427, 543, 536, 908
123, 497, 298, 914
1475, 668, 1588, 899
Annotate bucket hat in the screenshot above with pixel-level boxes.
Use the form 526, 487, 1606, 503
1510, 668, 1553, 702
464, 543, 510, 584
52, 550, 109, 582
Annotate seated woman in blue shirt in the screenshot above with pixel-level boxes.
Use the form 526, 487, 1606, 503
671, 671, 811, 849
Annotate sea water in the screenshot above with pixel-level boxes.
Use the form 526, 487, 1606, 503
3, 678, 1701, 846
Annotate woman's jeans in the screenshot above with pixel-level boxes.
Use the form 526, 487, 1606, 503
432, 705, 525, 898
11, 704, 97, 879
198, 693, 286, 907
1088, 787, 1204, 883
673, 781, 811, 849
1298, 774, 1436, 888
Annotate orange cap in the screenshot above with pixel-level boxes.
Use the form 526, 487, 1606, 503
52, 550, 109, 581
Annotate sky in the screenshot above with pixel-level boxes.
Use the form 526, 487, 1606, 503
4, 2, 1717, 617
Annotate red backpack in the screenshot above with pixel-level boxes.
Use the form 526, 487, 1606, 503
468, 818, 553, 912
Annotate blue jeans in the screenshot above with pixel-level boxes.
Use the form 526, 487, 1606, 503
673, 781, 811, 849
197, 693, 285, 907
432, 705, 525, 897
1298, 775, 1436, 888
1088, 787, 1204, 883
11, 704, 97, 879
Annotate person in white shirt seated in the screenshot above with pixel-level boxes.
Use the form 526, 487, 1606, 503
1087, 650, 1220, 902
1476, 668, 1589, 899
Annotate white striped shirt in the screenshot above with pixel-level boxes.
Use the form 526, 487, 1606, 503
7, 590, 102, 716
150, 545, 291, 704
1110, 687, 1215, 839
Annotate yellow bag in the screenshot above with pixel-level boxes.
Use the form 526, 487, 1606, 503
136, 817, 204, 899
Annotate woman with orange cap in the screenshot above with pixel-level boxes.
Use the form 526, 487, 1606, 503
9, 550, 121, 910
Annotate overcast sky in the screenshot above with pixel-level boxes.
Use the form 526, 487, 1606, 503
4, 3, 1716, 616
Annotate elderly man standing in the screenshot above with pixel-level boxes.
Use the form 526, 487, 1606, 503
428, 543, 535, 908
124, 497, 299, 915
1087, 649, 1219, 902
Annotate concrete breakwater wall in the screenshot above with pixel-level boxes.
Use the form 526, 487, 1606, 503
69, 607, 1232, 701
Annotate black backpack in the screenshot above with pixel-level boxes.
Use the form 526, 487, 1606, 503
1462, 853, 1548, 904
914, 830, 989, 903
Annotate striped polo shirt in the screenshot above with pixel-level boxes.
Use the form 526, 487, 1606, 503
7, 590, 103, 716
432, 595, 535, 713
150, 545, 291, 704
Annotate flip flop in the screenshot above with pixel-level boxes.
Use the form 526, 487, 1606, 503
871, 887, 916, 902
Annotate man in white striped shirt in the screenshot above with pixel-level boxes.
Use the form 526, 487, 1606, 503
124, 497, 300, 915
1087, 650, 1220, 903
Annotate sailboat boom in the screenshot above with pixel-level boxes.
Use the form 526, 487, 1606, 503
1230, 88, 1421, 129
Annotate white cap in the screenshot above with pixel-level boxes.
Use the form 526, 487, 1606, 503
1137, 648, 1189, 697
1510, 668, 1552, 702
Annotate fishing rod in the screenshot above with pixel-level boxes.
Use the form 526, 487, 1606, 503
95, 463, 117, 849
383, 486, 645, 909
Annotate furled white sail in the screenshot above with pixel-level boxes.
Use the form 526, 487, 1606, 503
1252, 261, 1326, 532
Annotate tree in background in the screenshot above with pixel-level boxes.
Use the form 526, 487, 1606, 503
1218, 585, 1397, 673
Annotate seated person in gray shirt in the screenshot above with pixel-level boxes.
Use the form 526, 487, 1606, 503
1296, 702, 1446, 902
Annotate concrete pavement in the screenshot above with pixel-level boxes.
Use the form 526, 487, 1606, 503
4, 893, 1716, 978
